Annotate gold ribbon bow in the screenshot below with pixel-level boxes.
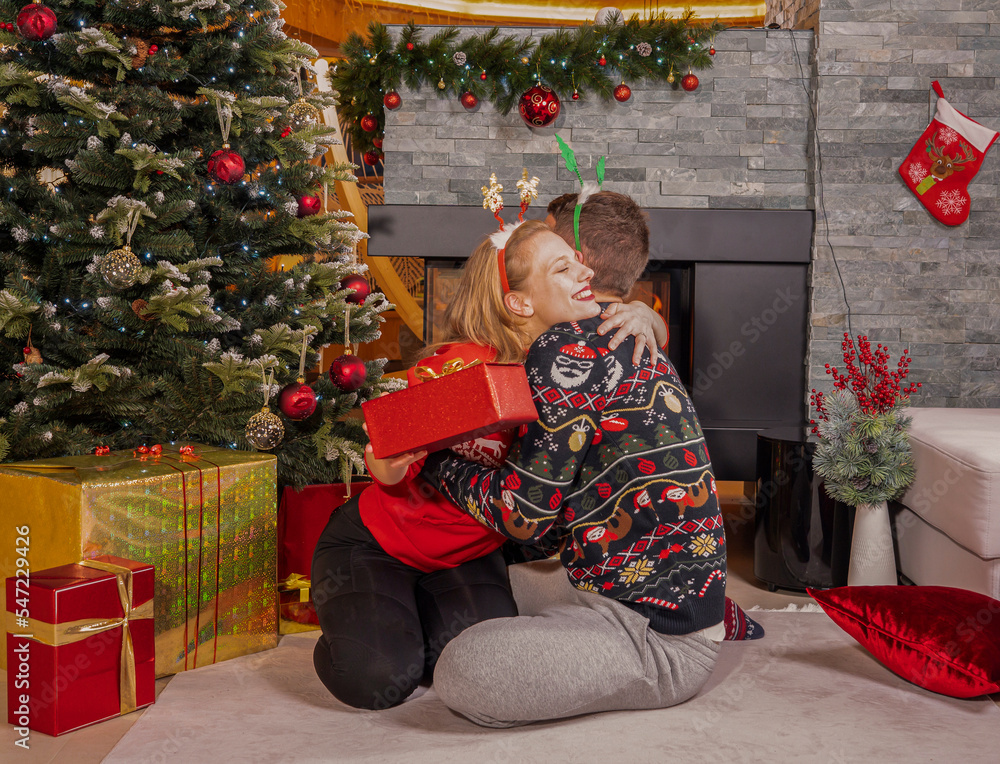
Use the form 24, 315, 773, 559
413, 357, 481, 382
281, 573, 311, 603
6, 559, 153, 715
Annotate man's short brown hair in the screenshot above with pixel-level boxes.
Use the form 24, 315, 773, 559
551, 191, 649, 299
546, 193, 578, 218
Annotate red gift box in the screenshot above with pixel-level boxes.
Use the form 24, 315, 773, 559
277, 482, 372, 626
6, 555, 154, 736
362, 362, 538, 459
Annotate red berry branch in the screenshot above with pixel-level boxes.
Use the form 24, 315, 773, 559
810, 333, 920, 433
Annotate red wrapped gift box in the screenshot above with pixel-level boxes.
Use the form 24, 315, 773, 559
277, 482, 372, 626
6, 555, 154, 737
362, 362, 538, 459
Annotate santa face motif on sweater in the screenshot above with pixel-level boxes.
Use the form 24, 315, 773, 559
552, 341, 597, 388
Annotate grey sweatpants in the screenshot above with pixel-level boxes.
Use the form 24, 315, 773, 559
433, 561, 721, 727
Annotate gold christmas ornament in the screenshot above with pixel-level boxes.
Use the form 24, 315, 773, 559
288, 98, 321, 129
101, 244, 142, 289
521, 56, 530, 65
437, 77, 446, 90
245, 406, 284, 450
369, 56, 377, 65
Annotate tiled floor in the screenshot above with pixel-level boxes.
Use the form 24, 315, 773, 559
1, 484, 992, 762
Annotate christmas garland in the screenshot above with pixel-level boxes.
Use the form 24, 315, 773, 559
333, 12, 725, 155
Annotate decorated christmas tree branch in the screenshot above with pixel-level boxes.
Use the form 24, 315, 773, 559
333, 12, 724, 153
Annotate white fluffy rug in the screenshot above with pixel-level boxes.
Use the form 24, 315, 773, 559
106, 611, 1000, 764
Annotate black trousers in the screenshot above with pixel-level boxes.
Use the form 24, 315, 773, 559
310, 496, 518, 709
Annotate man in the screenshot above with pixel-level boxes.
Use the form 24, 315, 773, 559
547, 191, 669, 357
421, 190, 727, 726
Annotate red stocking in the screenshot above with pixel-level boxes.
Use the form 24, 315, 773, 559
898, 81, 998, 226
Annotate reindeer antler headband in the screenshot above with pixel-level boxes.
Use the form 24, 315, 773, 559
556, 135, 605, 252
482, 169, 540, 294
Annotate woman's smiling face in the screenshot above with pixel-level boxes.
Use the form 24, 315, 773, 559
513, 230, 600, 333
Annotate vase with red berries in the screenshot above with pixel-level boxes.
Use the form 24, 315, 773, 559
811, 333, 920, 585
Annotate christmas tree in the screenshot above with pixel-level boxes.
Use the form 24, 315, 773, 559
0, 0, 400, 487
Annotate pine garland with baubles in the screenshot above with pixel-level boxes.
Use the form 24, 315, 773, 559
333, 13, 722, 153
0, 0, 404, 488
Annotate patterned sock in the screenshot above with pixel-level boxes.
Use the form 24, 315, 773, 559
724, 596, 764, 641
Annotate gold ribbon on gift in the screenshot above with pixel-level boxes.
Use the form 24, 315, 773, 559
413, 357, 482, 382
4, 560, 152, 715
280, 573, 311, 603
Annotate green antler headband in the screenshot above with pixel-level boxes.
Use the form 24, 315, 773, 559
556, 135, 606, 252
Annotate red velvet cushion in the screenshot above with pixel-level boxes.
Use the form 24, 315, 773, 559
808, 585, 1000, 699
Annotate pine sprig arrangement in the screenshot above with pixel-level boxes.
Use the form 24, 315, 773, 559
811, 334, 920, 506
333, 12, 724, 153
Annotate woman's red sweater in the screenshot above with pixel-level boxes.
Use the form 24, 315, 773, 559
358, 342, 510, 572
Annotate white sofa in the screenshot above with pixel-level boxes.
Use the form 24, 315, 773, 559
894, 407, 1000, 600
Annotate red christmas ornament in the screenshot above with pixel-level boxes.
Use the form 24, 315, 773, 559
329, 353, 366, 392
207, 146, 245, 184
278, 379, 318, 420
16, 3, 57, 41
518, 84, 560, 128
383, 91, 401, 110
572, 89, 579, 101
297, 194, 321, 217
709, 46, 716, 56
360, 113, 378, 132
480, 71, 487, 81
613, 83, 632, 103
598, 56, 607, 66
681, 73, 700, 92
405, 42, 414, 51
372, 137, 383, 149
460, 91, 479, 110
340, 274, 371, 304
362, 150, 381, 166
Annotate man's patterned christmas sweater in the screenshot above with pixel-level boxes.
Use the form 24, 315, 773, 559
423, 310, 726, 636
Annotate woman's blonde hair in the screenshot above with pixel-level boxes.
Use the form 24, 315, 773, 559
430, 219, 551, 363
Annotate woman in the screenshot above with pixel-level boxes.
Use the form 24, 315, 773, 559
311, 220, 660, 709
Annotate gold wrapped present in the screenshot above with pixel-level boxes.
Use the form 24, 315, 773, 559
0, 444, 277, 676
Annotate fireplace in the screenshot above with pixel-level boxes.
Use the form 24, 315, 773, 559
369, 205, 813, 481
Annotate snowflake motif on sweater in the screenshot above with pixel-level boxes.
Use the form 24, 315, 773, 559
423, 311, 726, 635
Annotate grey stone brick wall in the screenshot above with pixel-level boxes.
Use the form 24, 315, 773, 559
806, 0, 1000, 407
383, 28, 814, 211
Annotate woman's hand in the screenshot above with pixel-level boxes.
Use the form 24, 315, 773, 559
597, 301, 667, 365
362, 422, 427, 486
